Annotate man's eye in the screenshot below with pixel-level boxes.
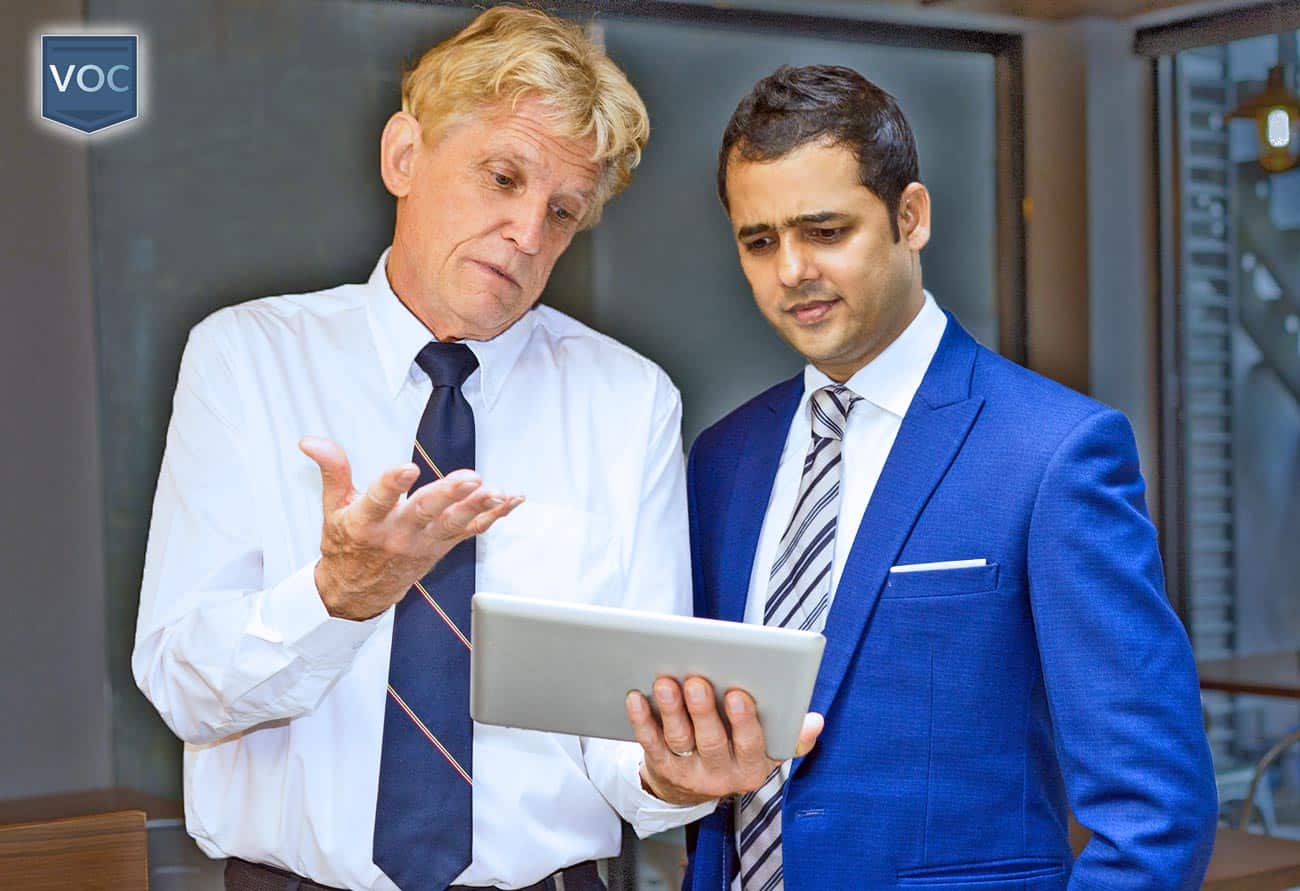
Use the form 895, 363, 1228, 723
811, 228, 843, 240
492, 172, 515, 188
553, 205, 573, 223
744, 238, 773, 253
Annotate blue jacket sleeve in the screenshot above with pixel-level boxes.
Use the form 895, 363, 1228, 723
1027, 408, 1217, 888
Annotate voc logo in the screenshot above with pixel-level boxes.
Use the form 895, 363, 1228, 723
42, 35, 138, 134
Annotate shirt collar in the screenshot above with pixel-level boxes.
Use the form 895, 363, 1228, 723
801, 290, 948, 420
365, 248, 537, 409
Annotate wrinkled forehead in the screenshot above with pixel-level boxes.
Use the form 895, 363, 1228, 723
475, 98, 602, 193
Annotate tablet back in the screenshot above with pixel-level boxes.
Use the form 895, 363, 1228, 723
470, 592, 825, 760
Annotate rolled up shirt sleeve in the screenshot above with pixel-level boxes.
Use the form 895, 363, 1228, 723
584, 736, 718, 838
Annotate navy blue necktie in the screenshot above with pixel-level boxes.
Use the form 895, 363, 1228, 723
374, 341, 478, 891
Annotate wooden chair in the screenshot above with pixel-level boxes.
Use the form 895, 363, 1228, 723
1204, 703, 1280, 831
1239, 727, 1300, 832
0, 809, 148, 890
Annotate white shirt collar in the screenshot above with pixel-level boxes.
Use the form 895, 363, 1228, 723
802, 289, 947, 419
365, 248, 537, 409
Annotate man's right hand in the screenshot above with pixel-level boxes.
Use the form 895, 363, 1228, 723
300, 436, 523, 621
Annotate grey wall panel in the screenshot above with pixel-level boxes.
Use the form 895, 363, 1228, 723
595, 18, 997, 441
1, 0, 114, 798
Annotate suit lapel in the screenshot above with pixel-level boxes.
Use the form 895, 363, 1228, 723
807, 316, 985, 719
716, 375, 803, 624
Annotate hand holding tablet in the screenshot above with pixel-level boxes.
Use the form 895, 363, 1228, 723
469, 592, 827, 794
624, 676, 825, 806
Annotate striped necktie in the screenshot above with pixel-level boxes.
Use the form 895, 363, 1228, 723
736, 383, 861, 891
374, 341, 478, 891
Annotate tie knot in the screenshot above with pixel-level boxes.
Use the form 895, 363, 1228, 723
810, 384, 861, 441
415, 341, 478, 389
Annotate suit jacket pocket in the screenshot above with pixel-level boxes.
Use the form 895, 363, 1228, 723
897, 856, 1062, 886
884, 562, 1000, 599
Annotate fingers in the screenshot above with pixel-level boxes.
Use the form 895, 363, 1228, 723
724, 689, 768, 766
462, 494, 525, 536
354, 462, 420, 524
794, 712, 825, 758
441, 489, 524, 537
626, 690, 669, 765
654, 678, 697, 758
300, 437, 355, 511
404, 471, 482, 525
402, 472, 523, 539
683, 677, 730, 764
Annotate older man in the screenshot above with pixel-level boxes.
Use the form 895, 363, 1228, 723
133, 8, 719, 890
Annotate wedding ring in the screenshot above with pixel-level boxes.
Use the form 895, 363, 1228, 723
670, 747, 696, 757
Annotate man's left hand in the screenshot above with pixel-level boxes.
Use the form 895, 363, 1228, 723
625, 676, 824, 806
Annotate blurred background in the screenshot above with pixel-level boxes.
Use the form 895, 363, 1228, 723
2, 0, 1299, 888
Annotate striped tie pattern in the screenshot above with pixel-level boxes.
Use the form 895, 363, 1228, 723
736, 384, 861, 891
374, 341, 478, 891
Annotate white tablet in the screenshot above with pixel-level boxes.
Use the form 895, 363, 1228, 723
469, 592, 826, 761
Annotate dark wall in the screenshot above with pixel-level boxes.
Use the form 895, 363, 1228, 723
1, 0, 114, 798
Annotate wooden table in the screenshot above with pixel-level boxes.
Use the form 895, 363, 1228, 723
0, 789, 178, 891
1198, 650, 1300, 698
0, 812, 149, 891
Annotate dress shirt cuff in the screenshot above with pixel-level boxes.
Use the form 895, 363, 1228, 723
252, 561, 383, 667
621, 751, 718, 838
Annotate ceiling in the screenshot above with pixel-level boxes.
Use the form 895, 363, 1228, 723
875, 0, 1271, 21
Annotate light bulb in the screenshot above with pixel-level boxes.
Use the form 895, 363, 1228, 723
1265, 108, 1292, 149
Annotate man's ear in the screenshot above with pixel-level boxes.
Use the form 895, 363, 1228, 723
897, 182, 931, 252
380, 111, 422, 199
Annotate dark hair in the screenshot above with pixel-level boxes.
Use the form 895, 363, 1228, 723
717, 64, 919, 241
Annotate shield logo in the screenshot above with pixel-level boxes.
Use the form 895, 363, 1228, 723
42, 35, 138, 134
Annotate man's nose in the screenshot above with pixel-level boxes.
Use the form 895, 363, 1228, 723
777, 239, 817, 289
503, 199, 547, 256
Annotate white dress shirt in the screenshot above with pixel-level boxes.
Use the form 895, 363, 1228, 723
744, 292, 948, 624
134, 251, 715, 890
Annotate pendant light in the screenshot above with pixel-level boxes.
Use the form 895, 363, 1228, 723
1227, 65, 1300, 172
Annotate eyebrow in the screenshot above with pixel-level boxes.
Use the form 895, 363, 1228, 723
736, 211, 848, 240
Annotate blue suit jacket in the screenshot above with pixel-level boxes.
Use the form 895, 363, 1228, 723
683, 315, 1217, 890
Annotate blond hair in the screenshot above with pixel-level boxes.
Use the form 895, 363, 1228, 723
401, 4, 649, 227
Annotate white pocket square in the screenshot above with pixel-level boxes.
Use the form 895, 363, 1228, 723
889, 558, 989, 574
